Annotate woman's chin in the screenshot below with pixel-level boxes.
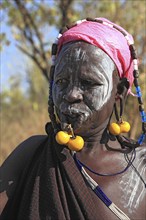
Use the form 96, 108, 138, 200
72, 121, 89, 136
60, 119, 84, 135
58, 111, 92, 136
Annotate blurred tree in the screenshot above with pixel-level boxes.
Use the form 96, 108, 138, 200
1, 0, 51, 81
1, 0, 145, 142
1, 63, 48, 114
0, 0, 77, 81
77, 0, 146, 70
0, 62, 49, 163
1, 0, 145, 74
1, 74, 24, 109
26, 62, 48, 106
1, 74, 27, 121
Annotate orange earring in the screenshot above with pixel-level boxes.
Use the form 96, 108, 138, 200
55, 124, 84, 151
109, 118, 130, 136
109, 97, 130, 135
109, 122, 121, 135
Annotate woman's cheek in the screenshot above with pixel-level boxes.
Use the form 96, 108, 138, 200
52, 88, 63, 107
93, 85, 111, 110
84, 88, 104, 111
52, 86, 58, 106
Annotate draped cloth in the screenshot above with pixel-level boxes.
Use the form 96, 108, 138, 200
1, 123, 98, 220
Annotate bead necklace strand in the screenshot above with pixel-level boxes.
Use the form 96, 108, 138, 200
73, 149, 136, 177
72, 151, 130, 220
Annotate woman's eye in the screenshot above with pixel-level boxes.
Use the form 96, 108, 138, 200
56, 79, 68, 85
81, 79, 102, 87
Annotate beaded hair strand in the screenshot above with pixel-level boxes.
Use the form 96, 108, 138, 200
47, 32, 63, 134
48, 18, 146, 145
48, 66, 58, 133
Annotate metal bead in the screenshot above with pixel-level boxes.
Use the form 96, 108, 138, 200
52, 43, 58, 55
133, 70, 139, 78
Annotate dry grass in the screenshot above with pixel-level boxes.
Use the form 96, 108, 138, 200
0, 104, 49, 165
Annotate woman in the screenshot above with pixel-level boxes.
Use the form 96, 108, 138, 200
0, 18, 145, 220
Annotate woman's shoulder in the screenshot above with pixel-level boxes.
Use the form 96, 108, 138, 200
0, 135, 49, 214
135, 144, 146, 160
1, 135, 48, 168
0, 135, 48, 192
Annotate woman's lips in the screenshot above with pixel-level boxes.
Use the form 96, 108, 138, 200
60, 111, 89, 131
58, 103, 92, 131
63, 112, 79, 124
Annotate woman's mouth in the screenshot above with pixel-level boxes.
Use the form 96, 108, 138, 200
59, 106, 90, 132
63, 113, 80, 125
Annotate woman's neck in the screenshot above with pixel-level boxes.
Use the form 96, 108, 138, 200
77, 120, 109, 147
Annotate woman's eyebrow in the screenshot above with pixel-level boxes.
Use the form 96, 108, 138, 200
54, 63, 68, 77
80, 69, 105, 83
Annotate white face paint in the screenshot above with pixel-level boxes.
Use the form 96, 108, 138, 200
93, 54, 114, 109
53, 42, 118, 133
120, 148, 146, 214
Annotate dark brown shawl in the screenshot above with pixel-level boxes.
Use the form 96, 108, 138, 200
1, 124, 98, 220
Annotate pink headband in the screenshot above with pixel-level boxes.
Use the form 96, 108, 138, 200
58, 18, 134, 90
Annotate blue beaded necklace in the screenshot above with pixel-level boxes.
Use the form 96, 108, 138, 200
73, 151, 131, 220
74, 148, 136, 177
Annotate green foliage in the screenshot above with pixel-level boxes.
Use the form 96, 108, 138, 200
0, 33, 10, 51
26, 62, 48, 104
1, 75, 24, 113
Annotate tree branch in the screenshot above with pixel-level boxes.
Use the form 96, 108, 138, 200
14, 0, 49, 80
17, 44, 49, 82
59, 0, 74, 26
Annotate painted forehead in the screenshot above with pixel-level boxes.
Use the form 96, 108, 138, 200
55, 41, 116, 73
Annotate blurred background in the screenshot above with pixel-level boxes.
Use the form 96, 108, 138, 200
0, 0, 146, 164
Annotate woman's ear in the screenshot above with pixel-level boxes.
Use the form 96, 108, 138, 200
116, 78, 130, 99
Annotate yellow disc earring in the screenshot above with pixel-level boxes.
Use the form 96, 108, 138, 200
109, 97, 131, 136
109, 119, 130, 136
108, 122, 121, 135
55, 124, 84, 151
119, 120, 131, 133
55, 131, 70, 145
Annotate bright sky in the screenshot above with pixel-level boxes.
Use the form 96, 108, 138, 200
0, 9, 58, 93
1, 26, 26, 89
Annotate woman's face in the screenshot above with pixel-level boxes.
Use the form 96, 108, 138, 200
52, 42, 119, 135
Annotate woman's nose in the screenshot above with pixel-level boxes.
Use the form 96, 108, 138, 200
63, 86, 83, 103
